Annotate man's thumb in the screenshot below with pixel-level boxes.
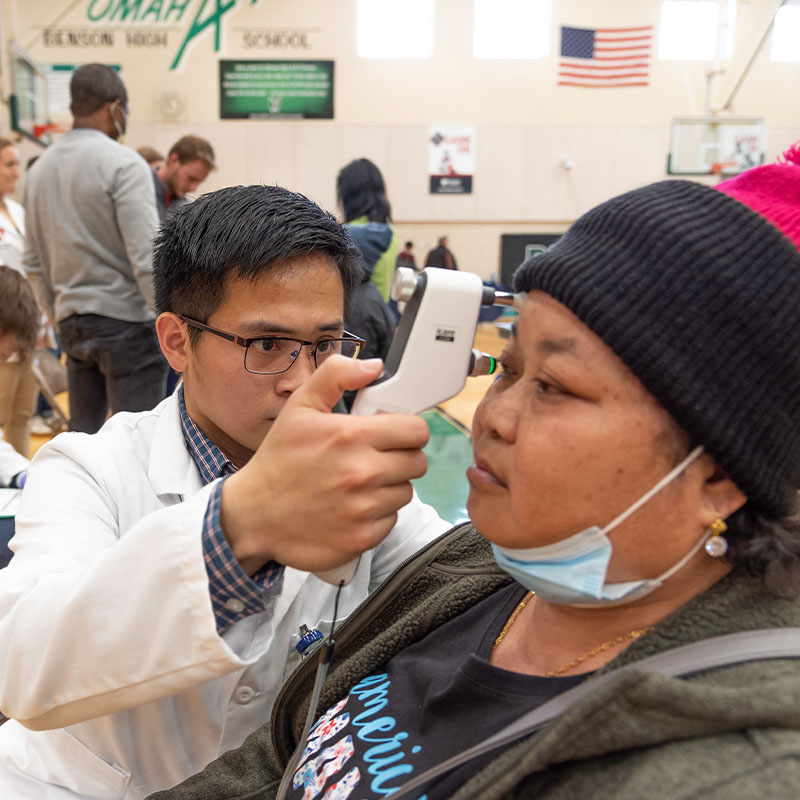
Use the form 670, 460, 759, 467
290, 355, 383, 412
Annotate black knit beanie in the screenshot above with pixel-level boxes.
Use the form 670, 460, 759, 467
512, 179, 800, 517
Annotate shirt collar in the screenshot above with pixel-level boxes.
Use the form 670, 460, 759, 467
178, 386, 238, 484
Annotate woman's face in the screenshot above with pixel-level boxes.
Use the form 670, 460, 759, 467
468, 291, 701, 582
0, 145, 21, 196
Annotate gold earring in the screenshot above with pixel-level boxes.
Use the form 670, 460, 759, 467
704, 517, 728, 558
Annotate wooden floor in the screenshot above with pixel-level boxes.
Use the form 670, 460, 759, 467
27, 392, 69, 457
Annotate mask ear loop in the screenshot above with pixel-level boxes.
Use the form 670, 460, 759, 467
602, 445, 705, 536
109, 100, 124, 138
276, 579, 345, 800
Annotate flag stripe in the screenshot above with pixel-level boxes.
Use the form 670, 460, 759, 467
560, 62, 649, 70
594, 54, 652, 60
559, 23, 651, 88
595, 45, 650, 52
559, 71, 648, 79
558, 81, 649, 87
595, 35, 652, 43
593, 26, 653, 33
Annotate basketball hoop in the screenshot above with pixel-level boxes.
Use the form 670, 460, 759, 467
32, 122, 62, 139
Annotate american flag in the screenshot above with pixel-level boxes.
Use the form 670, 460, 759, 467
558, 25, 653, 88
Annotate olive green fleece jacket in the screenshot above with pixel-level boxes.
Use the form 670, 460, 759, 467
151, 524, 800, 800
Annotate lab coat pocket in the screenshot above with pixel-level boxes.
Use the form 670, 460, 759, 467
11, 726, 131, 798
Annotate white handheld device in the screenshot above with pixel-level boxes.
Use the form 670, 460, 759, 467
313, 268, 513, 586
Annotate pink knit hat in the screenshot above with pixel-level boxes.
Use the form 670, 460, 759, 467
715, 142, 800, 252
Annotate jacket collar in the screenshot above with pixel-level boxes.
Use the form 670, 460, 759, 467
147, 390, 205, 500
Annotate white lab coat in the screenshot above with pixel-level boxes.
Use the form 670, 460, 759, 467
0, 391, 449, 799
0, 196, 25, 273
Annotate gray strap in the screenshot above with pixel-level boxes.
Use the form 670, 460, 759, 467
388, 627, 800, 799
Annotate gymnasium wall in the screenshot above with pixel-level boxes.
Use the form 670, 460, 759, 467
2, 0, 798, 277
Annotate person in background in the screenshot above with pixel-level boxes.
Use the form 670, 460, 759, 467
336, 158, 398, 301
0, 281, 31, 566
425, 235, 458, 270
138, 145, 165, 171
151, 153, 800, 800
153, 136, 216, 396
396, 240, 417, 270
23, 63, 166, 435
20, 151, 63, 436
153, 135, 215, 223
0, 271, 32, 574
0, 137, 24, 275
335, 159, 397, 407
0, 141, 38, 455
0, 267, 39, 458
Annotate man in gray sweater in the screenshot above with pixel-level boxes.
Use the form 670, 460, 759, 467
23, 63, 166, 433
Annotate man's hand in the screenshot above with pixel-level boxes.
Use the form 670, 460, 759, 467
220, 357, 430, 575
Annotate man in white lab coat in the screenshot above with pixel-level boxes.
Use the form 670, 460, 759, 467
0, 185, 449, 799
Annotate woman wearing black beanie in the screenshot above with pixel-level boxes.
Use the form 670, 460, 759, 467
153, 149, 800, 800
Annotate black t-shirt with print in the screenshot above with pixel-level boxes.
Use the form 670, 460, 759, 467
288, 583, 587, 800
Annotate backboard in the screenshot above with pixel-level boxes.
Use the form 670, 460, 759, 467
668, 117, 765, 176
9, 43, 52, 147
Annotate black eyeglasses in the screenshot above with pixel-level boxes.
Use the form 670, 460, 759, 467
181, 317, 365, 375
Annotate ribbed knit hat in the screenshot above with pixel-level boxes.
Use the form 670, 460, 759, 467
513, 168, 800, 517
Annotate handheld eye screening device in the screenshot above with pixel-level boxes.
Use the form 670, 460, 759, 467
314, 267, 515, 586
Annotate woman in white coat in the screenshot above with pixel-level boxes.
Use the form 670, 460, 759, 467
0, 141, 38, 457
0, 138, 25, 272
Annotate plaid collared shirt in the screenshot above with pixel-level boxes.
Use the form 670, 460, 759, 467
178, 388, 283, 634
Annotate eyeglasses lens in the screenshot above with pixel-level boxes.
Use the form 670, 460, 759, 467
245, 338, 298, 374
245, 338, 361, 374
314, 339, 361, 366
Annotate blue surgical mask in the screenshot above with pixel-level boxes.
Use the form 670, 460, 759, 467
492, 446, 706, 607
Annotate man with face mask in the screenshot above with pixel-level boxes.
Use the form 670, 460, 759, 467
23, 63, 165, 435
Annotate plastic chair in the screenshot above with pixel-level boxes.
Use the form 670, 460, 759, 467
30, 348, 68, 432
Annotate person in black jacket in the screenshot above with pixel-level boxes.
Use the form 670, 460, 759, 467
336, 159, 397, 408
424, 235, 458, 270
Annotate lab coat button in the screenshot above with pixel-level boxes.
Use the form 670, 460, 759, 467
236, 686, 255, 704
225, 598, 245, 613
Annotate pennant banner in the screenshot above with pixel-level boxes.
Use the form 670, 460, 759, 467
558, 25, 653, 88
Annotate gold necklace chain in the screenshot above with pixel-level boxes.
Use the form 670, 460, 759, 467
492, 591, 536, 654
491, 590, 653, 677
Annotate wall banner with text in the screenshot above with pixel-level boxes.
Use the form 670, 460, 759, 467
219, 60, 334, 119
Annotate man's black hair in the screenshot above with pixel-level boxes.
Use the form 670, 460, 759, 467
70, 64, 127, 117
336, 158, 392, 223
153, 185, 362, 343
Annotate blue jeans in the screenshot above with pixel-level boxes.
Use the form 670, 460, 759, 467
59, 314, 168, 434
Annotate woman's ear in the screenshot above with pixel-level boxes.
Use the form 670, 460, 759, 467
155, 312, 189, 373
698, 456, 748, 526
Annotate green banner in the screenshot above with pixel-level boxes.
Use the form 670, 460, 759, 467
219, 60, 334, 119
